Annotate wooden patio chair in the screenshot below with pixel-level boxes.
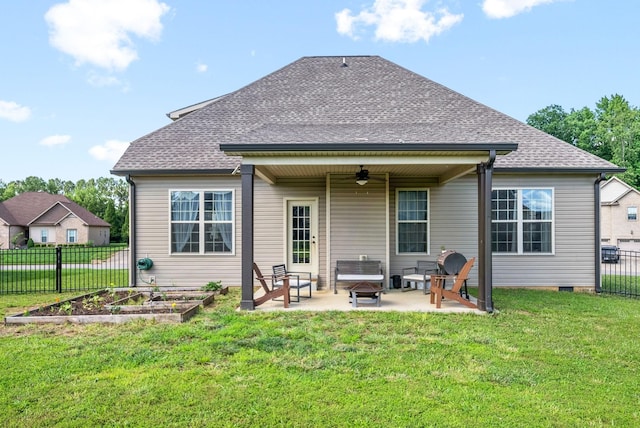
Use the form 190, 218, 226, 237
429, 257, 477, 309
253, 263, 290, 308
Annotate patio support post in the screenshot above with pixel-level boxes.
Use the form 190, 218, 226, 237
240, 164, 256, 310
477, 150, 495, 313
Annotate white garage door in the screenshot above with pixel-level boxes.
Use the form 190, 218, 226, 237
617, 239, 640, 252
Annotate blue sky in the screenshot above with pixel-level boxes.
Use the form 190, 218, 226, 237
1, 0, 639, 182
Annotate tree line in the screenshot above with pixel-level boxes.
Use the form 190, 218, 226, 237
526, 94, 640, 188
0, 177, 129, 243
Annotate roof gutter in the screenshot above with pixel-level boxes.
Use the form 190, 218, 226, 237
495, 167, 626, 174
219, 142, 518, 155
110, 168, 237, 177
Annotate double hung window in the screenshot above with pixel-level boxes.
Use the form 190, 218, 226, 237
170, 190, 234, 254
67, 229, 77, 244
396, 189, 429, 254
492, 188, 553, 254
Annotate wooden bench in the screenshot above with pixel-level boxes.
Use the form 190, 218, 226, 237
334, 260, 384, 294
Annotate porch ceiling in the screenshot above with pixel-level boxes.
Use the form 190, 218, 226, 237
245, 153, 489, 185
257, 163, 464, 178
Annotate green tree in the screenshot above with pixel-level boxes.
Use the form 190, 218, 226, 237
528, 94, 640, 189
1, 182, 18, 201
594, 95, 640, 187
526, 104, 572, 143
17, 176, 48, 193
565, 107, 601, 156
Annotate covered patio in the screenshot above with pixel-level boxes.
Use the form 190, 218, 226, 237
248, 287, 484, 313
226, 151, 508, 313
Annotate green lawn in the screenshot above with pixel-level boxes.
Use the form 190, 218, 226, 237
1, 288, 639, 427
0, 244, 127, 265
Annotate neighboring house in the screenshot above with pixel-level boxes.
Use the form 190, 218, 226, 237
0, 192, 111, 248
111, 55, 623, 311
600, 177, 640, 251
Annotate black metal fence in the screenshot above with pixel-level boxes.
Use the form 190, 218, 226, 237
0, 246, 129, 294
600, 249, 640, 298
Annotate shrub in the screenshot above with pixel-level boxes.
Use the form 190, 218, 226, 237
202, 280, 222, 292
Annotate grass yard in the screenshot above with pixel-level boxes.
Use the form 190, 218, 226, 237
1, 288, 639, 427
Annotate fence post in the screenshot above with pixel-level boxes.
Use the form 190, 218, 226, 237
56, 246, 62, 293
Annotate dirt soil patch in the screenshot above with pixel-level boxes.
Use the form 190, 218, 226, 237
4, 289, 215, 324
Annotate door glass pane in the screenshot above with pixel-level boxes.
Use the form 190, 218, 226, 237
291, 204, 310, 264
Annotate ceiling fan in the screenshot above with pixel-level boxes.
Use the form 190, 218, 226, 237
353, 165, 385, 185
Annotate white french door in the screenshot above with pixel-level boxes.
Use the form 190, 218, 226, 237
286, 199, 318, 274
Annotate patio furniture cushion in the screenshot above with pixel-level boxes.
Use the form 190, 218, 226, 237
272, 264, 312, 302
336, 274, 384, 281
334, 260, 384, 294
401, 260, 438, 293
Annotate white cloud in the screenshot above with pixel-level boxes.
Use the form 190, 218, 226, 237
86, 72, 131, 92
40, 134, 71, 147
196, 62, 208, 73
45, 0, 170, 71
89, 139, 129, 162
0, 100, 31, 122
335, 0, 463, 43
482, 0, 558, 19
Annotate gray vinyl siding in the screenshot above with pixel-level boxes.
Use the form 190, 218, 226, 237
329, 178, 387, 290
254, 178, 327, 289
491, 174, 596, 288
389, 176, 479, 286
133, 172, 597, 290
133, 176, 326, 289
133, 176, 243, 288
388, 173, 597, 289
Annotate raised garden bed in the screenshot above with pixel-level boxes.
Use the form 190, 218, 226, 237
4, 288, 215, 325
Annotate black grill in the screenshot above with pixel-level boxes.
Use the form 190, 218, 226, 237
437, 250, 467, 275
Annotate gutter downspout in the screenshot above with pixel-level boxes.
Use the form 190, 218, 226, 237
126, 175, 136, 287
477, 150, 496, 313
594, 173, 607, 293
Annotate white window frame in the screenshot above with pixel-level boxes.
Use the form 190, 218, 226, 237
41, 229, 48, 243
395, 188, 430, 255
627, 206, 637, 221
67, 229, 77, 243
169, 189, 235, 255
492, 187, 554, 255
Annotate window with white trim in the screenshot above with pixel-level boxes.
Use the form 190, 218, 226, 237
627, 206, 637, 221
396, 189, 429, 254
492, 188, 554, 254
41, 229, 48, 243
67, 229, 77, 243
170, 190, 234, 254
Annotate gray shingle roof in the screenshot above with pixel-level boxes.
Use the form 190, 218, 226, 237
112, 55, 620, 174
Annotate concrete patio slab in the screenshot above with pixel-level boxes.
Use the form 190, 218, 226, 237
248, 288, 484, 313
